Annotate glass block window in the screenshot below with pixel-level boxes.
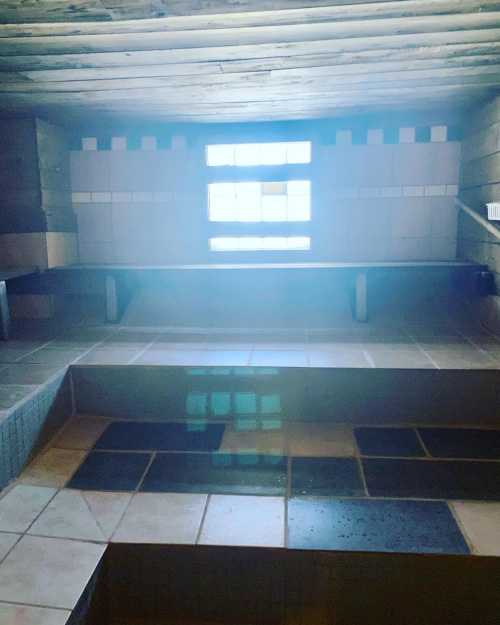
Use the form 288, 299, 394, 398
206, 141, 311, 166
208, 180, 310, 222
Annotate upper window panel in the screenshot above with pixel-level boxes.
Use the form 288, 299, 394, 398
206, 141, 311, 167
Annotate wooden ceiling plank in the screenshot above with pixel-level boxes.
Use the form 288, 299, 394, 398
11, 45, 500, 82
2, 28, 500, 71
3, 63, 500, 93
2, 0, 500, 38
2, 76, 497, 106
1, 13, 500, 56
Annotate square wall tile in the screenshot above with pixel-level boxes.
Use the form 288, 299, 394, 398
199, 495, 284, 547
0, 535, 105, 609
112, 492, 206, 543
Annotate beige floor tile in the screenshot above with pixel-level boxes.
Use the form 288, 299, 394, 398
0, 535, 105, 609
0, 532, 20, 562
19, 449, 86, 488
0, 603, 70, 625
220, 424, 287, 456
288, 422, 355, 457
112, 493, 206, 544
451, 502, 500, 556
199, 495, 284, 547
0, 485, 56, 532
53, 416, 110, 450
29, 490, 106, 541
82, 491, 132, 539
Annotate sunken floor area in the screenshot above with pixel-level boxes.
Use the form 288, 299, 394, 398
0, 318, 500, 624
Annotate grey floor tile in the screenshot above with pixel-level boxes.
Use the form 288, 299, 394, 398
199, 494, 285, 547
20, 348, 86, 366
250, 350, 309, 367
112, 492, 206, 543
0, 532, 20, 562
0, 485, 56, 533
0, 535, 105, 609
0, 603, 70, 625
76, 348, 140, 365
0, 364, 64, 385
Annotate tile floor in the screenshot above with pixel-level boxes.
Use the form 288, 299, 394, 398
2, 416, 500, 623
1, 320, 500, 623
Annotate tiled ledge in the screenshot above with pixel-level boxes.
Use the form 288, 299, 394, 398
71, 184, 459, 204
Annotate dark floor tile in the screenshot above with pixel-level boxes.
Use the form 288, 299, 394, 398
355, 427, 425, 457
363, 458, 500, 500
94, 422, 225, 452
419, 428, 500, 459
140, 452, 287, 496
288, 498, 468, 554
291, 457, 364, 497
67, 451, 151, 491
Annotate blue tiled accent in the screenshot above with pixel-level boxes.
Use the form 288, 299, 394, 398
355, 427, 425, 457
94, 421, 225, 452
291, 457, 364, 496
0, 372, 71, 490
419, 428, 500, 459
415, 126, 431, 143
141, 452, 287, 496
288, 498, 469, 554
363, 458, 500, 500
68, 451, 152, 491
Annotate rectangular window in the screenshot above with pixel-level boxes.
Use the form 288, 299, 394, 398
209, 236, 311, 252
206, 141, 311, 167
208, 180, 310, 222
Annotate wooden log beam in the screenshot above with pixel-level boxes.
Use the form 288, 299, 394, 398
2, 63, 499, 93
2, 1, 499, 38
1, 13, 499, 56
2, 29, 500, 72
5, 46, 500, 84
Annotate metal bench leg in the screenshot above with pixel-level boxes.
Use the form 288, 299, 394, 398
105, 275, 118, 323
355, 272, 368, 322
0, 281, 10, 340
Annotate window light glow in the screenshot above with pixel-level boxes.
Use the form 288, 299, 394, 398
208, 180, 310, 222
206, 141, 311, 166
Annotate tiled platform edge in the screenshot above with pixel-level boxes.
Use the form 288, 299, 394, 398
0, 372, 72, 491
71, 365, 500, 424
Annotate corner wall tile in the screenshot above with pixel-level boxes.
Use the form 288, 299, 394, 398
367, 129, 383, 145
425, 185, 447, 197
336, 130, 352, 146
431, 126, 447, 142
82, 137, 97, 151
399, 127, 416, 143
446, 184, 459, 196
141, 136, 157, 150
111, 137, 127, 151
403, 186, 424, 197
71, 192, 91, 203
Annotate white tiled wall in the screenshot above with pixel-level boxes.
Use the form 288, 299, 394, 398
71, 132, 460, 264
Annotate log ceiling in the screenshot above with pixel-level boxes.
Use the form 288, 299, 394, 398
0, 1, 500, 123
